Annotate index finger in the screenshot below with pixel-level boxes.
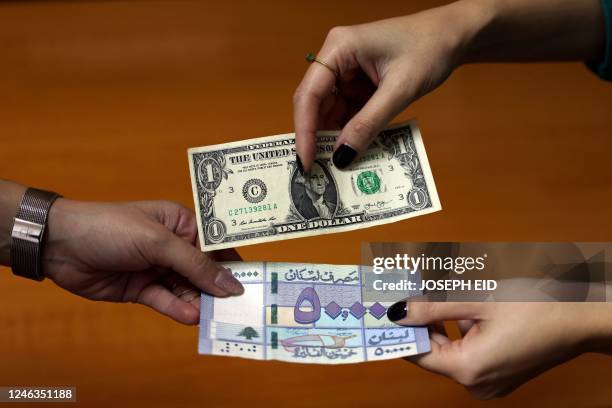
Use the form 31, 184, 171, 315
293, 59, 337, 172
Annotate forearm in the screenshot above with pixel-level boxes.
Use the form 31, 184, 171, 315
455, 0, 606, 63
0, 180, 27, 266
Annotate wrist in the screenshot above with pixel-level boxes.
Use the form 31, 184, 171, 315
46, 197, 72, 245
42, 198, 79, 277
442, 0, 497, 66
0, 180, 27, 266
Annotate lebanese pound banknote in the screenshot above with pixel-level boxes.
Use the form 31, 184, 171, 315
188, 120, 441, 250
198, 262, 431, 364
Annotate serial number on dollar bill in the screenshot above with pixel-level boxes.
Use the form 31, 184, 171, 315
228, 203, 279, 217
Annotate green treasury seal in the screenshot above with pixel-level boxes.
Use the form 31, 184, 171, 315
356, 171, 381, 194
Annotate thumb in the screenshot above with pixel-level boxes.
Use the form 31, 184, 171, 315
151, 230, 244, 297
387, 301, 483, 325
332, 78, 410, 169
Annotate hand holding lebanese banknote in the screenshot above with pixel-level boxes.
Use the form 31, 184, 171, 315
390, 301, 612, 399
0, 180, 243, 325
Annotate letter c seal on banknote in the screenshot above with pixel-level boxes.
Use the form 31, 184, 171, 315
242, 178, 268, 203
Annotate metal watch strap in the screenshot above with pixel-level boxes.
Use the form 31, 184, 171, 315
10, 188, 62, 281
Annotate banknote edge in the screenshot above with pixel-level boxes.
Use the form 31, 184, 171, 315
187, 131, 297, 155
186, 119, 419, 154
199, 205, 441, 251
187, 148, 208, 251
408, 120, 442, 212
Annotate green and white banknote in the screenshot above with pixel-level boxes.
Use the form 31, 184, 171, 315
188, 120, 441, 250
199, 262, 431, 364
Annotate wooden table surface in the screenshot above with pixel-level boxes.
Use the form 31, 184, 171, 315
1, 1, 611, 406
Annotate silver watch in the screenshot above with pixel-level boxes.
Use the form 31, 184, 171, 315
10, 188, 62, 281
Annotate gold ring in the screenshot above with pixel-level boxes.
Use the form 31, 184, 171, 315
306, 52, 338, 77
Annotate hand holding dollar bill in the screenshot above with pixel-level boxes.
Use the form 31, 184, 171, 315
188, 120, 441, 250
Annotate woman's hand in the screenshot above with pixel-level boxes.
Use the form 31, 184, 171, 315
293, 2, 485, 170
387, 301, 612, 399
42, 198, 244, 325
293, 0, 605, 171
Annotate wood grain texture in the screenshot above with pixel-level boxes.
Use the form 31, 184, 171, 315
0, 1, 611, 406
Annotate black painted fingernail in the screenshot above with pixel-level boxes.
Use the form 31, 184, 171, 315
296, 154, 305, 176
387, 301, 408, 322
332, 144, 357, 169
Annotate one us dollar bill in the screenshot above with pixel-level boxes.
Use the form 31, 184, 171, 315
198, 262, 430, 364
188, 120, 441, 250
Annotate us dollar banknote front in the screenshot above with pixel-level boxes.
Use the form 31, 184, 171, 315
188, 120, 441, 250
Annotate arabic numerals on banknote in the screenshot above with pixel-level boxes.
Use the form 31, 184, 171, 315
198, 262, 431, 364
188, 120, 441, 250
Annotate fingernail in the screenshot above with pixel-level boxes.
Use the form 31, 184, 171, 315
214, 267, 244, 295
332, 144, 357, 169
387, 301, 408, 322
295, 154, 305, 176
